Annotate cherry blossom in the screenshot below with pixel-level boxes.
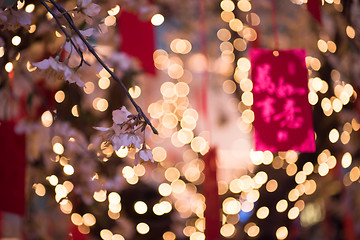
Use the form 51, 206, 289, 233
112, 106, 132, 125
75, 0, 101, 24
0, 9, 31, 31
112, 131, 143, 150
64, 28, 94, 53
134, 148, 154, 165
32, 57, 85, 87
94, 107, 145, 152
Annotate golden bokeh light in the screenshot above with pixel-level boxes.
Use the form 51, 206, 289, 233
134, 201, 148, 214
151, 14, 165, 26
41, 110, 53, 127
276, 226, 288, 240
136, 222, 150, 234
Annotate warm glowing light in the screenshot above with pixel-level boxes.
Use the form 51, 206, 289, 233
25, 4, 35, 13
84, 82, 95, 94
266, 179, 278, 192
55, 90, 65, 103
152, 147, 167, 162
238, 0, 252, 12
191, 136, 208, 153
122, 166, 135, 179
295, 171, 306, 184
346, 25, 356, 39
276, 199, 288, 212
303, 162, 314, 175
134, 201, 148, 214
286, 163, 297, 176
41, 110, 53, 127
159, 183, 172, 196
93, 190, 107, 202
0, 47, 4, 58
223, 80, 236, 94
317, 39, 328, 52
98, 77, 110, 89
327, 41, 337, 53
83, 213, 96, 226
288, 189, 300, 202
63, 164, 74, 175
168, 63, 184, 79
276, 226, 288, 240
48, 175, 58, 186
100, 229, 113, 240
229, 18, 243, 32
342, 152, 352, 168
221, 0, 235, 12
171, 179, 186, 194
12, 36, 21, 46
71, 213, 83, 226
350, 167, 360, 182
246, 12, 260, 26
318, 163, 329, 176
165, 167, 180, 182
5, 62, 13, 72
129, 85, 141, 98
136, 222, 150, 234
329, 128, 339, 143
33, 183, 46, 196
59, 199, 73, 214
108, 192, 121, 204
163, 231, 176, 240
221, 11, 235, 22
237, 57, 251, 72
288, 207, 300, 220
109, 203, 121, 213
151, 14, 165, 26
217, 28, 231, 41
223, 197, 241, 215
220, 224, 235, 237
247, 225, 260, 237
96, 98, 109, 112
104, 15, 116, 26
115, 146, 128, 158
161, 82, 176, 98
242, 109, 254, 124
53, 143, 64, 155
112, 234, 125, 240
72, 105, 79, 117
108, 5, 120, 15
256, 206, 269, 219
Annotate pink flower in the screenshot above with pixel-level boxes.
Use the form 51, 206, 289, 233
76, 0, 101, 24
112, 106, 132, 125
0, 9, 31, 31
112, 132, 142, 150
134, 148, 154, 165
94, 107, 143, 151
32, 57, 85, 87
64, 28, 94, 53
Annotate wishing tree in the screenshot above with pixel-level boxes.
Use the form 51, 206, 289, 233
0, 0, 360, 240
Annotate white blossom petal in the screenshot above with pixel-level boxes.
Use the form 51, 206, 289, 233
93, 127, 111, 131
32, 59, 50, 69
112, 106, 132, 124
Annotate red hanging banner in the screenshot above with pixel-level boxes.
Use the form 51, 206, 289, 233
307, 0, 322, 24
117, 11, 156, 75
203, 147, 220, 240
0, 121, 26, 216
250, 49, 315, 152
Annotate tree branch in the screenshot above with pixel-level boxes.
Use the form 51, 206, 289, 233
41, 0, 158, 135
40, 0, 89, 67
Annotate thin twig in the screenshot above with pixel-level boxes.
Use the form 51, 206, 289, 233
43, 0, 158, 135
40, 0, 89, 67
